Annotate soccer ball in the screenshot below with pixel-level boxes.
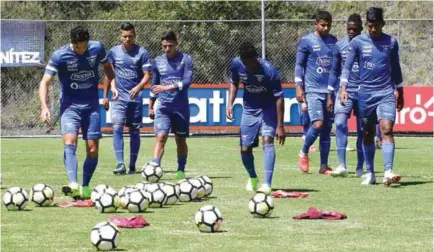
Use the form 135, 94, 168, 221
118, 186, 137, 208
135, 181, 151, 192
30, 183, 54, 207
194, 205, 223, 233
178, 180, 198, 202
199, 175, 213, 197
162, 182, 179, 205
189, 178, 205, 200
125, 189, 150, 213
3, 187, 28, 211
94, 188, 119, 213
146, 183, 167, 208
248, 193, 274, 218
91, 184, 115, 203
141, 163, 163, 183
90, 222, 119, 251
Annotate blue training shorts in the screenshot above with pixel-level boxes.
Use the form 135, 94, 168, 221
334, 91, 359, 118
61, 106, 102, 140
111, 100, 143, 129
154, 105, 190, 137
305, 92, 334, 123
240, 107, 277, 147
358, 91, 396, 125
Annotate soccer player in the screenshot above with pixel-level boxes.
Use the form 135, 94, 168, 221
339, 7, 403, 185
299, 102, 317, 152
102, 22, 152, 175
147, 31, 193, 180
295, 11, 337, 174
329, 14, 365, 177
39, 26, 114, 199
227, 41, 286, 195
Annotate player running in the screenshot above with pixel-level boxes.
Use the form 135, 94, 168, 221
295, 11, 337, 175
227, 41, 286, 195
329, 14, 365, 178
339, 7, 403, 185
103, 22, 152, 175
146, 31, 193, 180
39, 26, 114, 199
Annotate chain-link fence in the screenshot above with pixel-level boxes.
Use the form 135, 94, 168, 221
1, 18, 433, 136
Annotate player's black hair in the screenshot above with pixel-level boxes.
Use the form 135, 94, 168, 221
347, 13, 363, 26
366, 7, 385, 24
161, 31, 177, 42
315, 11, 332, 23
119, 22, 135, 32
239, 41, 259, 60
70, 26, 90, 44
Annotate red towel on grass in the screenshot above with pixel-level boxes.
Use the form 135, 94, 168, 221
57, 200, 94, 208
293, 207, 347, 220
108, 215, 149, 228
271, 190, 309, 198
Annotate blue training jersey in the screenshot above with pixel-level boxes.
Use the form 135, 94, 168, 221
151, 52, 193, 108
231, 57, 283, 110
108, 44, 151, 102
294, 32, 338, 94
328, 36, 361, 93
340, 33, 403, 94
45, 41, 108, 109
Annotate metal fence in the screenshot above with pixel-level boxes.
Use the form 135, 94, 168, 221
1, 19, 433, 136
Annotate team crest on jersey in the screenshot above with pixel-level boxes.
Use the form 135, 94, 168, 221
86, 55, 97, 67
254, 75, 264, 83
312, 44, 321, 52
132, 57, 140, 65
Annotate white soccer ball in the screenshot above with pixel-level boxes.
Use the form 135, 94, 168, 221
94, 188, 119, 213
30, 183, 54, 207
199, 175, 213, 197
91, 184, 115, 203
125, 189, 150, 213
162, 182, 179, 205
118, 186, 138, 209
189, 178, 205, 200
194, 205, 223, 233
146, 183, 167, 208
135, 181, 151, 192
178, 181, 198, 202
3, 187, 28, 211
141, 163, 163, 182
248, 193, 274, 218
90, 222, 119, 251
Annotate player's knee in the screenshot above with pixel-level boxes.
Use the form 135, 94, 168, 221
87, 146, 98, 159
175, 136, 187, 146
312, 120, 324, 129
262, 136, 274, 145
381, 126, 393, 136
241, 146, 252, 153
156, 133, 168, 143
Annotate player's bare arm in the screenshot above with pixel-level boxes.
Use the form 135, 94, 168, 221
130, 70, 151, 99
226, 82, 238, 121
102, 62, 115, 110
276, 97, 286, 145
38, 73, 54, 125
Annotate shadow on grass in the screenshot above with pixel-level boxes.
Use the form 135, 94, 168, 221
272, 188, 319, 192
397, 180, 433, 187
208, 176, 233, 179
115, 249, 128, 251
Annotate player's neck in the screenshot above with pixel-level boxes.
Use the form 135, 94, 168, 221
122, 43, 134, 52
166, 51, 178, 59
315, 31, 328, 39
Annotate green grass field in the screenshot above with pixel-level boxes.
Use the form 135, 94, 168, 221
1, 137, 433, 252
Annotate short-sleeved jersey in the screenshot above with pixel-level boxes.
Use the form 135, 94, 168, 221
108, 44, 151, 102
151, 52, 193, 108
45, 41, 108, 109
294, 32, 338, 94
231, 57, 283, 110
340, 33, 403, 95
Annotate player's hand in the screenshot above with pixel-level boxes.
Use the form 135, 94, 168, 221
149, 108, 155, 120
226, 106, 234, 121
151, 85, 167, 95
327, 94, 334, 113
102, 98, 110, 111
40, 107, 51, 126
340, 90, 348, 106
129, 86, 141, 99
296, 86, 305, 103
276, 125, 286, 145
111, 88, 119, 100
397, 92, 404, 112
300, 102, 308, 112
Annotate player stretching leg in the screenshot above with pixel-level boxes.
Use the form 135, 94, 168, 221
103, 22, 152, 175
39, 27, 114, 199
147, 31, 193, 180
227, 42, 286, 195
339, 7, 403, 185
295, 11, 337, 175
330, 14, 365, 177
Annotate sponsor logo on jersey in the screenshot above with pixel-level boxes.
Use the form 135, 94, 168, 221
70, 70, 95, 81
312, 44, 321, 52
245, 85, 267, 93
